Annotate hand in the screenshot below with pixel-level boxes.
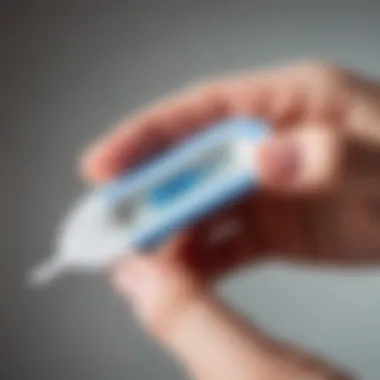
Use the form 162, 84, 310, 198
80, 62, 380, 379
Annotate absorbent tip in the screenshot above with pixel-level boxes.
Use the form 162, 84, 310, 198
27, 257, 67, 288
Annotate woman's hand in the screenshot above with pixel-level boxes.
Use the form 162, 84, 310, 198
80, 62, 380, 379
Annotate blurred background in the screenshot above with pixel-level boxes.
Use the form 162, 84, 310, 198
2, 0, 380, 379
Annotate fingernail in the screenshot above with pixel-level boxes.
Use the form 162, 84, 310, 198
259, 136, 301, 184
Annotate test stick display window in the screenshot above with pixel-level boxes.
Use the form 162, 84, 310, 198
114, 142, 236, 229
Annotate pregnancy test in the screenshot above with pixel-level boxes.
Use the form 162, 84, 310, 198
29, 117, 269, 287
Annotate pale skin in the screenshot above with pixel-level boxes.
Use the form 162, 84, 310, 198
81, 61, 380, 380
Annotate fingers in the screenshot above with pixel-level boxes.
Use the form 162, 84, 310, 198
80, 75, 265, 183
111, 255, 353, 380
256, 123, 344, 194
80, 62, 346, 185
81, 86, 228, 182
80, 65, 318, 184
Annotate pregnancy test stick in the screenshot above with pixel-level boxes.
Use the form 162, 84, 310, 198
29, 117, 269, 287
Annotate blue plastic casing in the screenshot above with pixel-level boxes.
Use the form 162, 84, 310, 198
102, 117, 269, 250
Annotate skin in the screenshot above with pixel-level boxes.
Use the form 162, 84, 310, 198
81, 61, 380, 380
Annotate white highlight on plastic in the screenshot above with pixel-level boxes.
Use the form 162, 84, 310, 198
236, 141, 254, 172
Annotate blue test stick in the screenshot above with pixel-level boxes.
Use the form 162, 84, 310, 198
29, 117, 270, 286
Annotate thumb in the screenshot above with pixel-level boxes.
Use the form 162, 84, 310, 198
257, 124, 343, 194
111, 254, 205, 336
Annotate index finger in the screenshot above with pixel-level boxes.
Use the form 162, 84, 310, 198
80, 67, 305, 183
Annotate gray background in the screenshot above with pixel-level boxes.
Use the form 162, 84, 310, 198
2, 0, 380, 379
